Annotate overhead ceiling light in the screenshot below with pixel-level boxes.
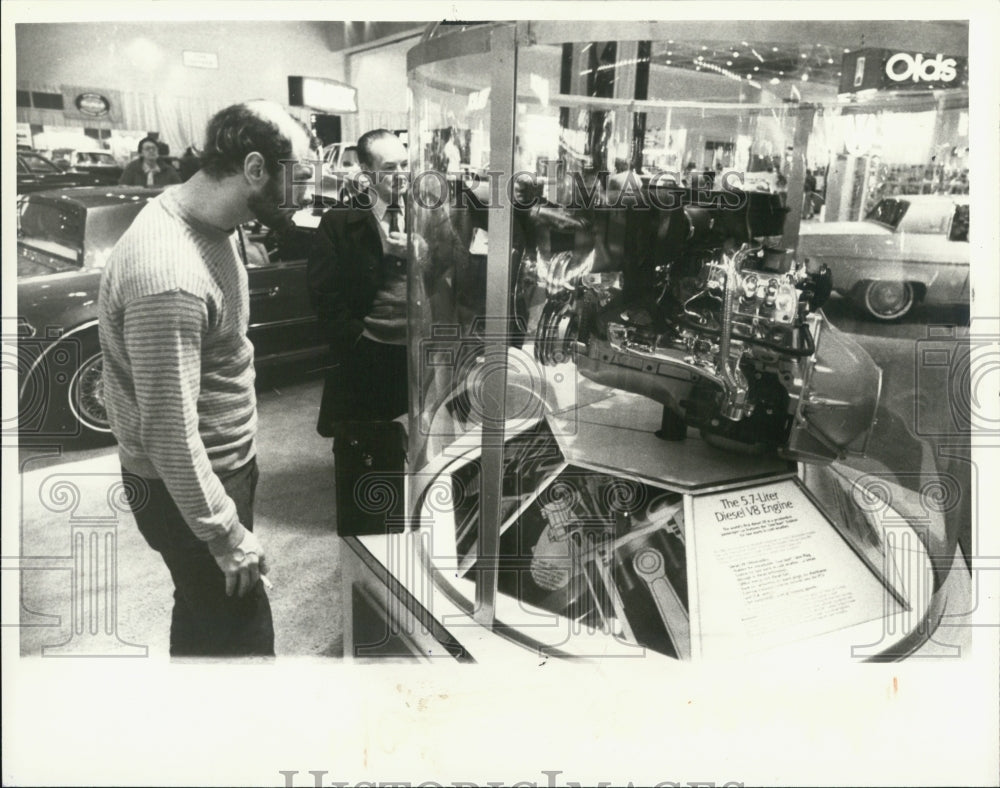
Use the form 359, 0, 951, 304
701, 45, 708, 50
772, 46, 778, 52
779, 71, 785, 75
732, 51, 739, 57
741, 40, 749, 46
843, 48, 851, 53
727, 60, 733, 66
665, 60, 672, 64
827, 58, 834, 64
801, 73, 809, 82
800, 53, 808, 59
770, 77, 780, 84
667, 50, 673, 55
753, 66, 760, 72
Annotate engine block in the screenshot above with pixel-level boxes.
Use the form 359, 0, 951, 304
532, 189, 881, 463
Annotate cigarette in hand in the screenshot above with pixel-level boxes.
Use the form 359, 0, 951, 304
260, 575, 274, 591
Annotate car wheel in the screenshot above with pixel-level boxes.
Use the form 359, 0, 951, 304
67, 344, 111, 434
860, 280, 914, 321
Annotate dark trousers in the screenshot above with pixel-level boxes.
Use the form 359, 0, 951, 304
319, 336, 409, 433
123, 458, 275, 657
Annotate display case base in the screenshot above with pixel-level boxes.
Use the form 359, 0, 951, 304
339, 403, 960, 663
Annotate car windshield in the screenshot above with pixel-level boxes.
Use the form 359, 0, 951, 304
17, 198, 86, 264
18, 198, 148, 274
897, 200, 953, 234
864, 198, 909, 230
19, 154, 61, 174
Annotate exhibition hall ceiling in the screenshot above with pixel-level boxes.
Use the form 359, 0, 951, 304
319, 21, 428, 51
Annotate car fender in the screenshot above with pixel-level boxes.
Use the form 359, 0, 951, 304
824, 256, 949, 297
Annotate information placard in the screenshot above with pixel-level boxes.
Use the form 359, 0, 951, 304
689, 479, 902, 659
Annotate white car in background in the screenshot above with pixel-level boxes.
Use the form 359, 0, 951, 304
798, 194, 970, 320
312, 141, 361, 204
40, 148, 123, 184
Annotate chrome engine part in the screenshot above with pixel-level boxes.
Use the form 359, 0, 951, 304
533, 194, 881, 464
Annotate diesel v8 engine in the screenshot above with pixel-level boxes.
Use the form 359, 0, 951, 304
530, 184, 882, 464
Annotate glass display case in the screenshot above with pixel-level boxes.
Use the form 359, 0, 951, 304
342, 20, 971, 663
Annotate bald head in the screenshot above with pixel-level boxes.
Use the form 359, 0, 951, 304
200, 100, 314, 180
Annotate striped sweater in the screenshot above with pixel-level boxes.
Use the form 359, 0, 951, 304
98, 188, 256, 554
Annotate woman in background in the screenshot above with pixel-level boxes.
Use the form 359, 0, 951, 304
119, 136, 181, 187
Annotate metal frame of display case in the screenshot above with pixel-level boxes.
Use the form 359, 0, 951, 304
334, 20, 976, 659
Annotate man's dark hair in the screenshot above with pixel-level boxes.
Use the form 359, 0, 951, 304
356, 129, 399, 169
137, 136, 159, 154
200, 103, 294, 179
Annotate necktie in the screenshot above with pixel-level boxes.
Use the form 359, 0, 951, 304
386, 199, 402, 234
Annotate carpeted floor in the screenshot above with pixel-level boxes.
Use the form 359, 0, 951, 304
16, 368, 345, 659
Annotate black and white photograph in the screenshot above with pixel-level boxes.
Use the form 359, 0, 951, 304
3, 2, 999, 786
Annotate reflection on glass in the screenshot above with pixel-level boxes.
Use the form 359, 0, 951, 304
406, 24, 968, 659
454, 454, 690, 660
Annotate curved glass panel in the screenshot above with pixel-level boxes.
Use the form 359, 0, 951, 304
407, 23, 969, 660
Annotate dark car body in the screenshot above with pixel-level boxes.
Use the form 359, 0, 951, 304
16, 151, 103, 193
16, 186, 325, 439
797, 195, 970, 320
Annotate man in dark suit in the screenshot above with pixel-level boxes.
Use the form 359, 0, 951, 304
307, 129, 462, 434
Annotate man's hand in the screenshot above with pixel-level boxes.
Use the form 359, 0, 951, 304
411, 232, 431, 267
383, 230, 408, 259
212, 530, 270, 597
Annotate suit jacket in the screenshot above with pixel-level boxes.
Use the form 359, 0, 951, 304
306, 196, 465, 359
307, 200, 386, 358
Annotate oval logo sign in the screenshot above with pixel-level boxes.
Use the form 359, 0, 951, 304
75, 92, 110, 116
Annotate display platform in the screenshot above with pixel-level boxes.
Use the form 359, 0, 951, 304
340, 388, 954, 663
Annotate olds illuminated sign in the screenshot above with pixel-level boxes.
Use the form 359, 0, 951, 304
885, 52, 959, 83
839, 48, 967, 94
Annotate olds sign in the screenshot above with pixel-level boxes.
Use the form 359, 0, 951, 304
75, 92, 111, 117
885, 52, 959, 84
839, 49, 967, 94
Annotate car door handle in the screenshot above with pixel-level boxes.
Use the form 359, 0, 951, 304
249, 286, 280, 298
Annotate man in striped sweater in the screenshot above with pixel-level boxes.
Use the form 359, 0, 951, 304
99, 101, 313, 656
